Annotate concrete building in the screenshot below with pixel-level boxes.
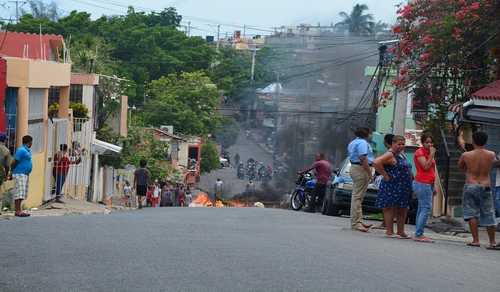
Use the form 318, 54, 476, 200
148, 127, 202, 185
0, 31, 71, 208
67, 73, 125, 203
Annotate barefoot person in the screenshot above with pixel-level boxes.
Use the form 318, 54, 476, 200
373, 134, 395, 230
413, 133, 436, 243
347, 127, 374, 232
458, 131, 500, 249
373, 135, 413, 238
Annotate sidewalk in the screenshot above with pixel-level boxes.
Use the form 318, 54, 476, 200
364, 217, 500, 245
0, 198, 131, 220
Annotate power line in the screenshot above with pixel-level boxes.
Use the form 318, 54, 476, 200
272, 48, 377, 71
279, 52, 379, 83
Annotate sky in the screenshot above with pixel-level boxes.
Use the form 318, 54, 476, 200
1, 0, 403, 36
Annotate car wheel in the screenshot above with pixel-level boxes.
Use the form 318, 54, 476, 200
323, 187, 341, 216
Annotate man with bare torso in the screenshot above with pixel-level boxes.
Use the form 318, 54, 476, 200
458, 131, 500, 250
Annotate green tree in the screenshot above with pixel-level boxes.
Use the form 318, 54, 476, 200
200, 140, 220, 173
120, 128, 172, 180
335, 4, 375, 35
10, 7, 214, 105
143, 71, 221, 135
210, 46, 279, 104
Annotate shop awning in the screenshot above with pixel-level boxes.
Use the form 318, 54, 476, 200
91, 139, 122, 155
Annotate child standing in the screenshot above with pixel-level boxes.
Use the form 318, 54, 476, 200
152, 180, 161, 208
123, 180, 132, 207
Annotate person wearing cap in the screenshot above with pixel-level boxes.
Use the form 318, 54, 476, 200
0, 133, 13, 213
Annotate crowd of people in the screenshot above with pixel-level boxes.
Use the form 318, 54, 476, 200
347, 127, 500, 249
131, 159, 192, 209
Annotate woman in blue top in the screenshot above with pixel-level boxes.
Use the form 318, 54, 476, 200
373, 135, 413, 238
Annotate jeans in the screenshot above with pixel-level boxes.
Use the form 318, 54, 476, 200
495, 187, 500, 218
414, 181, 433, 237
463, 184, 497, 226
55, 174, 67, 198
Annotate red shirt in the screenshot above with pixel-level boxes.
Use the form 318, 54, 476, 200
414, 147, 436, 184
54, 152, 71, 175
312, 160, 332, 185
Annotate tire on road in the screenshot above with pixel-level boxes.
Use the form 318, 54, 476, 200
290, 190, 303, 211
322, 187, 341, 216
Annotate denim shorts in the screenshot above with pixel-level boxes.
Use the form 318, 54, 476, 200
463, 184, 497, 226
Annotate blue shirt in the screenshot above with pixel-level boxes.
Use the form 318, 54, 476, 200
347, 137, 374, 164
13, 145, 32, 175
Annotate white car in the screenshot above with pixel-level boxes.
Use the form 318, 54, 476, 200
219, 157, 229, 168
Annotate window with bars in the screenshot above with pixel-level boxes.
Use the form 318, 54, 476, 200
70, 84, 83, 104
48, 86, 60, 106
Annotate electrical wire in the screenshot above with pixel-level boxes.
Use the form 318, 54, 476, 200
279, 52, 379, 83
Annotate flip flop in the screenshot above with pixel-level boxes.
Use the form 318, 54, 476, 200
486, 244, 500, 250
15, 212, 30, 217
362, 223, 373, 229
414, 236, 434, 243
397, 234, 411, 240
354, 227, 369, 233
466, 242, 480, 247
385, 234, 397, 238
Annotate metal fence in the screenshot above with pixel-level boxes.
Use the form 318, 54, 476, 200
64, 118, 93, 200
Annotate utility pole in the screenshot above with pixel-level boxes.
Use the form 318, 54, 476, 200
243, 25, 246, 38
250, 47, 259, 81
187, 21, 191, 37
216, 24, 221, 51
8, 0, 27, 23
390, 43, 406, 136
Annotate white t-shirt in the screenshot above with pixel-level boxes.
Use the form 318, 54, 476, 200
153, 186, 160, 198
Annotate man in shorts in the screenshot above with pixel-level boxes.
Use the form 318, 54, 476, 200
12, 135, 33, 217
134, 159, 151, 209
458, 131, 500, 249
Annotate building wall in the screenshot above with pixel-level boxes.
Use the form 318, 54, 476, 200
4, 57, 72, 208
23, 152, 46, 208
5, 57, 71, 88
82, 84, 95, 118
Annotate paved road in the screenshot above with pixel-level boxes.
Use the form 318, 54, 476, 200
1, 208, 500, 292
199, 132, 273, 197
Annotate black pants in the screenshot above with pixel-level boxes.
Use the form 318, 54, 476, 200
308, 183, 327, 212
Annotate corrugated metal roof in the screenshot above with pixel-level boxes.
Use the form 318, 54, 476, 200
472, 80, 500, 101
0, 31, 64, 61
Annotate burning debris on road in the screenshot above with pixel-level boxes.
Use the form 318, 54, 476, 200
188, 192, 263, 208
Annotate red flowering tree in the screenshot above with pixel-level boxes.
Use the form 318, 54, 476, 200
387, 0, 500, 116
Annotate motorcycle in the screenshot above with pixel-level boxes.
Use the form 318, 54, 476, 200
257, 165, 267, 181
237, 164, 245, 179
247, 166, 256, 180
290, 172, 316, 211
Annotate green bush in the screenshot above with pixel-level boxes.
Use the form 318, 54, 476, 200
70, 102, 89, 119
200, 140, 220, 174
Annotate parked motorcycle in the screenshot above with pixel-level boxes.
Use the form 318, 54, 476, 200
290, 172, 316, 211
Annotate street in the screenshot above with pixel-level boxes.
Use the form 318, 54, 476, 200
1, 208, 499, 292
198, 132, 273, 197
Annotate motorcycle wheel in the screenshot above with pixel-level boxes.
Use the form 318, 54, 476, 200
290, 190, 303, 211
